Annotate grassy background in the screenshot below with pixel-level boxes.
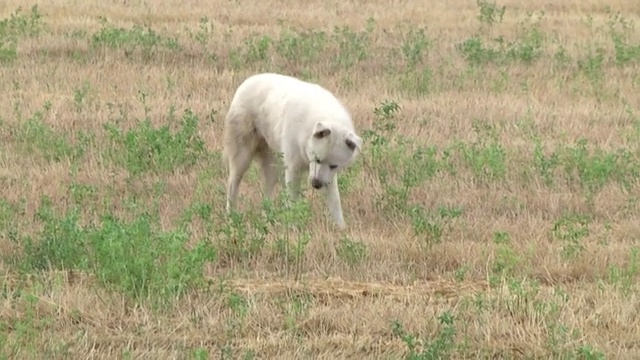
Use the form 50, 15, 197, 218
1, 0, 640, 358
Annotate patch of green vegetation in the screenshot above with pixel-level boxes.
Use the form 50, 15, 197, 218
0, 5, 43, 62
10, 103, 91, 163
5, 195, 217, 309
608, 12, 640, 66
336, 237, 368, 266
104, 104, 207, 176
393, 311, 458, 359
90, 17, 179, 58
457, 9, 546, 66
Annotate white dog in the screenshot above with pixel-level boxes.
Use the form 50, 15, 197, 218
222, 73, 362, 229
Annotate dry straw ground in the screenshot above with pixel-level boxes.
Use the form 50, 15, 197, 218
1, 0, 640, 358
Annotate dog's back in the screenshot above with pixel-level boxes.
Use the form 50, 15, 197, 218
224, 73, 352, 157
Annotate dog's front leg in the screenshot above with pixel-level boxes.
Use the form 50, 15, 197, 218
325, 177, 346, 229
284, 165, 302, 202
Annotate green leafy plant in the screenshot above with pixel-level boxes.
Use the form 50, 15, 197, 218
104, 106, 206, 175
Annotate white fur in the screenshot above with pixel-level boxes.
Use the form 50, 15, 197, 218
222, 73, 362, 229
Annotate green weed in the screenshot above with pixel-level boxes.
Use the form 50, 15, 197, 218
552, 212, 590, 259
336, 237, 369, 266
91, 17, 179, 58
400, 27, 431, 69
455, 120, 507, 183
577, 47, 606, 94
607, 12, 640, 66
458, 7, 545, 66
229, 34, 272, 69
533, 139, 560, 187
476, 0, 505, 26
11, 105, 90, 163
392, 311, 457, 359
364, 101, 444, 217
215, 207, 271, 262
73, 81, 91, 112
7, 195, 217, 309
559, 139, 629, 207
606, 247, 639, 296
331, 18, 375, 69
1, 292, 52, 357
490, 231, 521, 283
408, 205, 444, 246
0, 5, 43, 62
274, 28, 327, 64
188, 16, 217, 60
269, 193, 313, 279
104, 107, 206, 176
279, 293, 311, 335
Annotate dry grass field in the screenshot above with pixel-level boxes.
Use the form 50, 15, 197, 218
1, 0, 640, 358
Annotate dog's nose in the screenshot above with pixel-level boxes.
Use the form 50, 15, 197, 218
311, 179, 323, 189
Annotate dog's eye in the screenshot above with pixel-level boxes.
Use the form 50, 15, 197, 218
329, 165, 338, 170
315, 159, 322, 164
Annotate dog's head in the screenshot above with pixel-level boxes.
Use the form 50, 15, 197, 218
306, 121, 362, 190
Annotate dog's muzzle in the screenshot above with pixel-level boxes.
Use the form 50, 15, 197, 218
311, 178, 323, 189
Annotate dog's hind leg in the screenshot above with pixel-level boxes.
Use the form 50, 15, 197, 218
223, 106, 259, 213
225, 145, 254, 213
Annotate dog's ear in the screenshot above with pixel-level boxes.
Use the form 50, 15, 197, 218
345, 132, 362, 152
313, 122, 331, 139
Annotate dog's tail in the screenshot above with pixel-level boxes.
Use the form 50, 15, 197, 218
221, 105, 257, 169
